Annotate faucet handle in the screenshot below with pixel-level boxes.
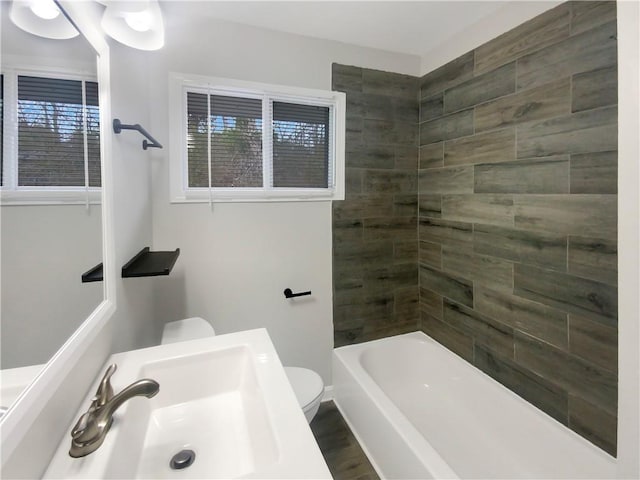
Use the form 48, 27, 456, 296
95, 364, 117, 407
71, 396, 99, 439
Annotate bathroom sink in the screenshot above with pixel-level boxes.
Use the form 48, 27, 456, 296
43, 329, 331, 479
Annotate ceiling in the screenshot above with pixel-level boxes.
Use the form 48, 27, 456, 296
161, 1, 512, 57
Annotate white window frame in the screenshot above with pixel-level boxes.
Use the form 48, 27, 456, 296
169, 72, 346, 203
0, 63, 101, 206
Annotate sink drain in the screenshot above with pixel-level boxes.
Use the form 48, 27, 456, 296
170, 449, 196, 470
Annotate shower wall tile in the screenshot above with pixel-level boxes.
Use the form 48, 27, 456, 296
570, 1, 617, 35
516, 106, 617, 158
346, 144, 395, 169
419, 142, 444, 169
393, 194, 418, 216
332, 64, 363, 92
363, 69, 416, 99
419, 94, 444, 122
419, 264, 473, 308
363, 170, 417, 194
417, 1, 617, 456
418, 240, 441, 270
474, 286, 568, 349
394, 241, 419, 263
474, 345, 569, 424
421, 312, 474, 362
514, 264, 617, 324
332, 64, 419, 347
571, 65, 617, 113
441, 194, 515, 227
568, 314, 617, 373
333, 194, 394, 220
513, 194, 617, 239
419, 109, 474, 145
474, 78, 571, 132
474, 3, 571, 74
443, 299, 514, 357
473, 223, 567, 271
567, 235, 617, 286
361, 93, 393, 121
395, 146, 419, 170
420, 287, 443, 320
568, 395, 617, 458
394, 286, 420, 319
441, 245, 513, 293
443, 128, 515, 166
516, 20, 617, 90
514, 333, 617, 416
364, 263, 418, 293
363, 216, 417, 241
418, 217, 473, 246
473, 156, 569, 194
569, 151, 617, 194
345, 168, 363, 194
418, 195, 442, 218
420, 50, 475, 99
418, 165, 474, 194
333, 218, 363, 242
443, 62, 516, 113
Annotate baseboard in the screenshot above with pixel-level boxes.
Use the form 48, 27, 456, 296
322, 384, 334, 402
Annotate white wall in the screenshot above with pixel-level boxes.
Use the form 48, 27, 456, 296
107, 42, 162, 354
616, 2, 640, 476
147, 13, 419, 383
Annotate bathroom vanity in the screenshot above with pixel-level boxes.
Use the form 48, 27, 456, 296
44, 328, 330, 479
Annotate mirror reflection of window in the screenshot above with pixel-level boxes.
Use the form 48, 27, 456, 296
1, 74, 101, 189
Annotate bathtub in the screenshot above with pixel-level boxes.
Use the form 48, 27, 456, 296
333, 331, 616, 479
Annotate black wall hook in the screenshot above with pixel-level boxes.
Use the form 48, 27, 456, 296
284, 288, 312, 299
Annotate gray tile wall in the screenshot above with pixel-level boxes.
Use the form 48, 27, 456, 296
418, 1, 618, 455
331, 64, 420, 347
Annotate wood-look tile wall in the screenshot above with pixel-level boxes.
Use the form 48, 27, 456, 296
418, 1, 618, 455
331, 64, 420, 348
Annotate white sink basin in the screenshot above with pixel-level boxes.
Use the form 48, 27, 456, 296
43, 329, 330, 479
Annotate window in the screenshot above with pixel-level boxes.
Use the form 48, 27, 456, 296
170, 73, 345, 202
1, 68, 101, 205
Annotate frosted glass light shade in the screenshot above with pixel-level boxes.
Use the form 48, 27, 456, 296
100, 0, 164, 51
9, 0, 79, 40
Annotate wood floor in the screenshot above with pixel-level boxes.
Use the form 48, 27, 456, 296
310, 401, 380, 480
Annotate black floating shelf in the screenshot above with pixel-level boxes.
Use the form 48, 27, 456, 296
82, 263, 104, 283
122, 247, 180, 278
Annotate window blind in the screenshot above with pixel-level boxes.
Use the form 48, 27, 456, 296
272, 101, 330, 188
1, 74, 4, 186
85, 81, 101, 187
17, 76, 100, 187
186, 92, 263, 188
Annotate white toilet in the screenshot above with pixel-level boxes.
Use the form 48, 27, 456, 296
161, 317, 324, 423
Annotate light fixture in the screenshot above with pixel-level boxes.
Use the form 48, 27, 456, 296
30, 0, 59, 20
100, 0, 164, 51
9, 0, 79, 40
124, 10, 153, 32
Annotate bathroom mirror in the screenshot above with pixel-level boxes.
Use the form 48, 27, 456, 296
0, 1, 103, 410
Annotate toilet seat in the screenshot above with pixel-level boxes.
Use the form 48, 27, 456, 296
161, 317, 215, 344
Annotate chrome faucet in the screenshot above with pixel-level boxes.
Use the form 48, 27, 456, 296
69, 364, 159, 458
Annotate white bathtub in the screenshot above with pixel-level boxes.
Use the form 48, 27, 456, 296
333, 331, 616, 479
